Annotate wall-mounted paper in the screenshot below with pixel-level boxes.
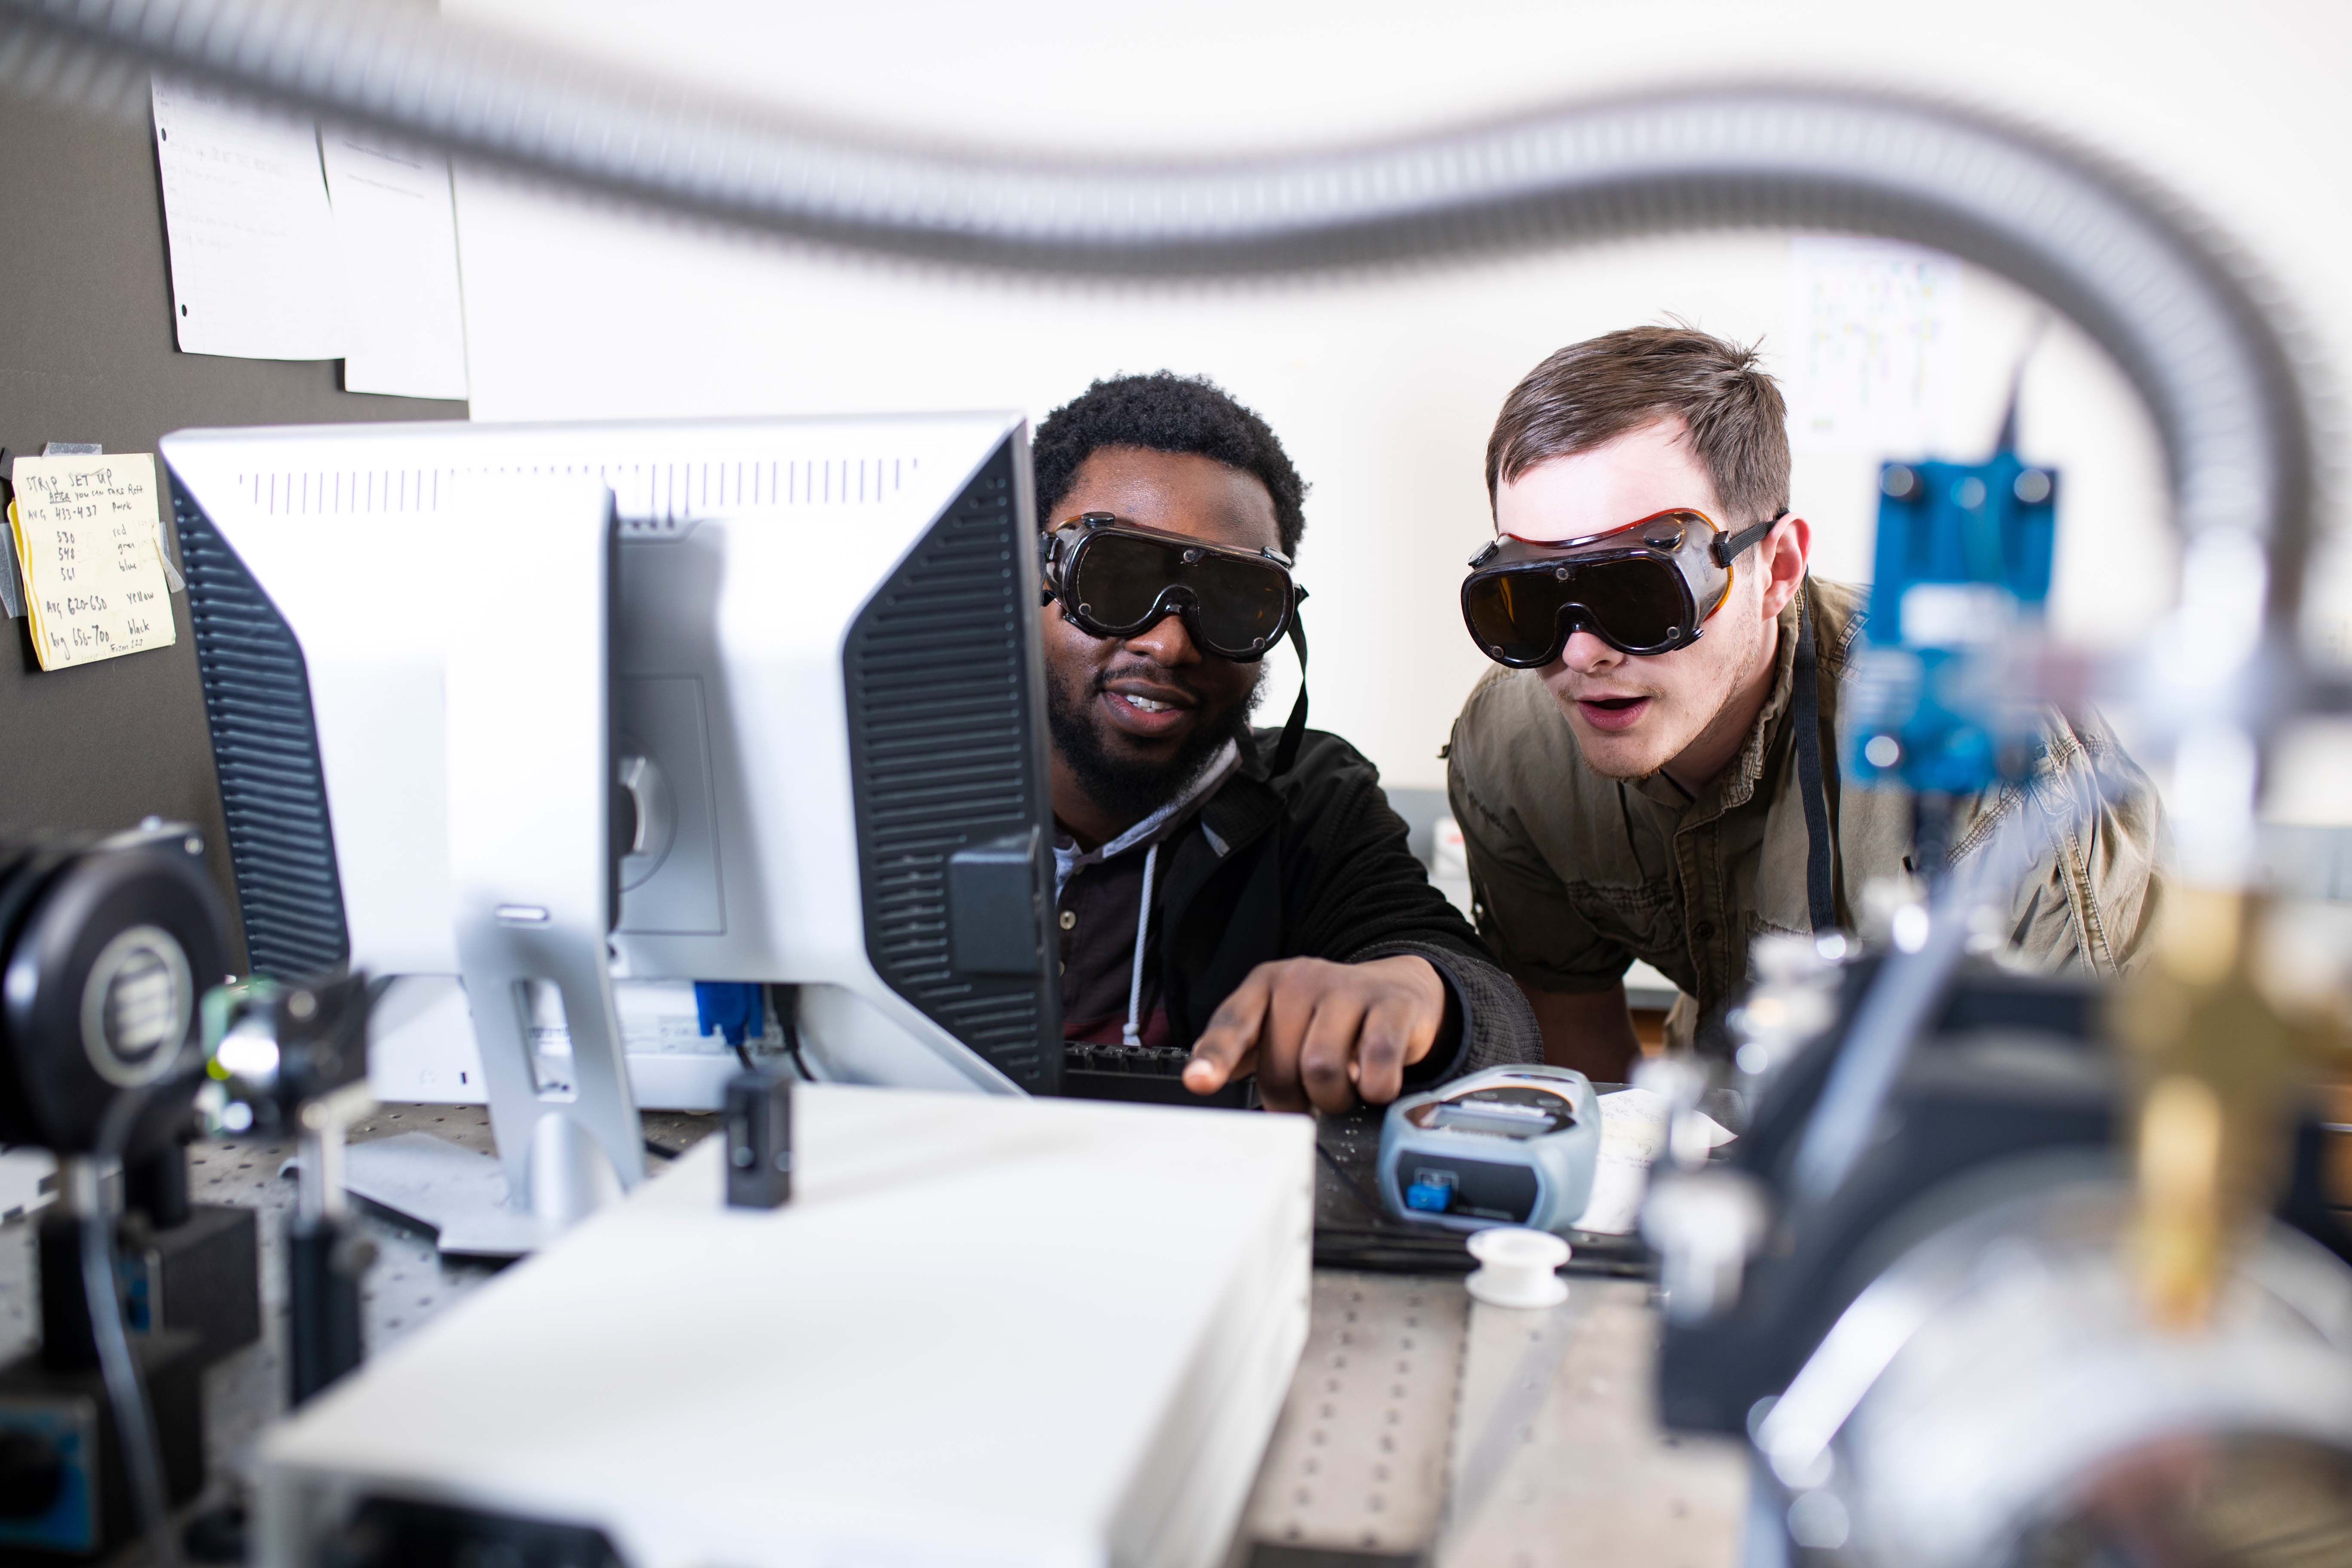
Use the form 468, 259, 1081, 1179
323, 128, 472, 400
7, 454, 177, 671
1785, 238, 1963, 456
152, 77, 346, 362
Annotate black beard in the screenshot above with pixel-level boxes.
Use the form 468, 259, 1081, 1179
1047, 664, 1262, 828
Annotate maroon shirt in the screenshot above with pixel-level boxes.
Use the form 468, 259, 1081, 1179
1059, 845, 1176, 1048
1054, 744, 1240, 1050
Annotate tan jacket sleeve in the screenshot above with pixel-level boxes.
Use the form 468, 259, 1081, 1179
1953, 707, 2166, 976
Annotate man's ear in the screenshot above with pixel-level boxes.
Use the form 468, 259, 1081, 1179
1755, 514, 1812, 620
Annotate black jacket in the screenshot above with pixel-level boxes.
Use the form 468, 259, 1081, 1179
1150, 726, 1541, 1082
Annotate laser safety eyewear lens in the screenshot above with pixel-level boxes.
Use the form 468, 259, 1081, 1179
1041, 512, 1302, 662
1459, 508, 1785, 667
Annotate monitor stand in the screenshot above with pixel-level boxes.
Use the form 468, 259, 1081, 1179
336, 944, 644, 1260
339, 480, 644, 1259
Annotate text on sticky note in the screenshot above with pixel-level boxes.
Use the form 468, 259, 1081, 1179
7, 453, 178, 672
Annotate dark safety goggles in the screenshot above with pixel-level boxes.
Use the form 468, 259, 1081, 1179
1460, 508, 1785, 666
1040, 512, 1303, 662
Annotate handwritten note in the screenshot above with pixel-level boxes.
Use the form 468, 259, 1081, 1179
1785, 237, 1964, 456
7, 454, 178, 671
322, 128, 471, 400
151, 77, 346, 362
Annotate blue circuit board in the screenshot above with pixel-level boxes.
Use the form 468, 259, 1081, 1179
1844, 451, 2058, 796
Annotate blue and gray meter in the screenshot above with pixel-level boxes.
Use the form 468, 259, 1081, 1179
1377, 1066, 1601, 1235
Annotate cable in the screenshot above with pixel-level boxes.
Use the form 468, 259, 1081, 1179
1992, 313, 2052, 454
82, 1076, 187, 1568
771, 984, 814, 1082
1314, 1137, 1387, 1219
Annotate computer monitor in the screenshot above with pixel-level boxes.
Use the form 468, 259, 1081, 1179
161, 415, 1063, 1118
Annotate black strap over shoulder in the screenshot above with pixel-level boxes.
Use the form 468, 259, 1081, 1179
1270, 608, 1309, 776
1790, 583, 1838, 933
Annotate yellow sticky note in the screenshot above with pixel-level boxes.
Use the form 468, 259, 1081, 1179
8, 453, 177, 671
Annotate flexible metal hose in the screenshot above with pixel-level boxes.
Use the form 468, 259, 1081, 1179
0, 1, 2328, 659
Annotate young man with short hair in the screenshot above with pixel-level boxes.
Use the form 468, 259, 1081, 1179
1036, 372, 1538, 1111
1446, 326, 2162, 1078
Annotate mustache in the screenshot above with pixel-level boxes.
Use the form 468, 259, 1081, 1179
1554, 679, 1660, 700
1091, 660, 1213, 700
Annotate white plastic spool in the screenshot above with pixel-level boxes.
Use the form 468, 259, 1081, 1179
1465, 1226, 1571, 1308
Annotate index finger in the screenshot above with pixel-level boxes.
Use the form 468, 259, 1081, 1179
1185, 968, 1273, 1095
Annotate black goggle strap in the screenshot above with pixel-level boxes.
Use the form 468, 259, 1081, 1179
1710, 509, 1790, 569
1270, 594, 1310, 775
1039, 527, 1063, 606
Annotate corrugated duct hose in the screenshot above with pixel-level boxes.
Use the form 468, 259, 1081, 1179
7, 3, 2351, 1561
3, 0, 2340, 1239
0, 1, 2324, 662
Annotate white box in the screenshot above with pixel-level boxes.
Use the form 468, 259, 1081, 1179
258, 1086, 1314, 1568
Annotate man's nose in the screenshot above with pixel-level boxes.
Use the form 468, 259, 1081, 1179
1556, 628, 1622, 676
1125, 609, 1200, 665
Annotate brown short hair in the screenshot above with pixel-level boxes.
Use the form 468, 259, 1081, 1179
1486, 326, 1790, 528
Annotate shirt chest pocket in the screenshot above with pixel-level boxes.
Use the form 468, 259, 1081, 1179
1746, 910, 1815, 951
1562, 876, 1684, 971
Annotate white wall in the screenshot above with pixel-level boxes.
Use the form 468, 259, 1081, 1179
446, 0, 2349, 797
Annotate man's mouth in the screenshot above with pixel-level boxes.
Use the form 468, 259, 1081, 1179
1574, 694, 1653, 733
1100, 681, 1197, 738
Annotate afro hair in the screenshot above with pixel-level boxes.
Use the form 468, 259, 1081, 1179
1031, 372, 1309, 557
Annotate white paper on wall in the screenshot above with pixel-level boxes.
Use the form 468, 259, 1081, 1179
151, 77, 347, 362
322, 128, 472, 400
1785, 237, 1964, 456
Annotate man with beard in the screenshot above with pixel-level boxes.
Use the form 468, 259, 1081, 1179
1446, 325, 2163, 1080
1038, 373, 1538, 1112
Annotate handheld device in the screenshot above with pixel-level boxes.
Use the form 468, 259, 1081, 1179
1376, 1065, 1601, 1235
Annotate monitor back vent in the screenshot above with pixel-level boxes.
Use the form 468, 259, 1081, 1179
842, 442, 1059, 1089
173, 484, 352, 979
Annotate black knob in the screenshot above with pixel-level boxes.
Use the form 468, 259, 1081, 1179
0, 1429, 65, 1519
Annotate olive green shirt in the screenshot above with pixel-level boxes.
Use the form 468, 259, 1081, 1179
1444, 577, 2165, 1050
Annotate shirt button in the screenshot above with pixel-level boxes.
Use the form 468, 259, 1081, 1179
1059, 910, 1076, 931
1694, 921, 1715, 942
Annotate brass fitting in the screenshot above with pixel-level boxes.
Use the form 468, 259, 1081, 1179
2112, 885, 2350, 1330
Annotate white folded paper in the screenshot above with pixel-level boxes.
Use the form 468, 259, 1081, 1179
1573, 1087, 1734, 1235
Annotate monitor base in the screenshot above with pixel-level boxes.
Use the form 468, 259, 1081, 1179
307, 1133, 556, 1260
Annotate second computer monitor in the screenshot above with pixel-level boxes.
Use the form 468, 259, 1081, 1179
161, 413, 1063, 1101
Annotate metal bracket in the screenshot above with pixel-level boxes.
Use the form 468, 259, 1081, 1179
428, 475, 643, 1249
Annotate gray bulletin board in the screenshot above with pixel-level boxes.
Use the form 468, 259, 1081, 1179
0, 88, 467, 972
